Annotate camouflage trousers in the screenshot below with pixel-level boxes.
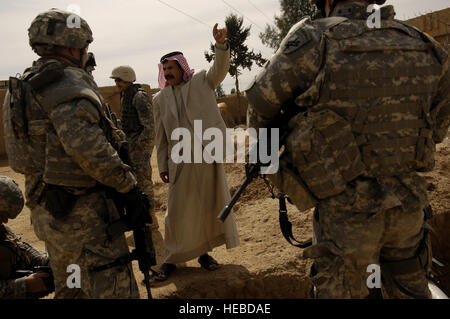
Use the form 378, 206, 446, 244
129, 143, 158, 230
304, 204, 431, 299
30, 192, 140, 299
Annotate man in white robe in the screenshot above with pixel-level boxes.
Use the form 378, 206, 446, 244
153, 23, 240, 280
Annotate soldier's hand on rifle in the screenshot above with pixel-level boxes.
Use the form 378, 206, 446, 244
120, 186, 151, 227
160, 172, 169, 183
25, 272, 49, 294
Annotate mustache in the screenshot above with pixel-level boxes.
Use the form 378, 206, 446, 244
165, 74, 174, 80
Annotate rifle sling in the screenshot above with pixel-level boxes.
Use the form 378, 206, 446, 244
278, 194, 312, 248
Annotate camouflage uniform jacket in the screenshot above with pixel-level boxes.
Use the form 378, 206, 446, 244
4, 58, 137, 208
120, 84, 155, 149
246, 3, 449, 213
0, 225, 49, 299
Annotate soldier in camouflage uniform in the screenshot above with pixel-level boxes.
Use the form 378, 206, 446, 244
2, 9, 146, 298
0, 176, 52, 299
110, 66, 157, 230
246, 0, 449, 298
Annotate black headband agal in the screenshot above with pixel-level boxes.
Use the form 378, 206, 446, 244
160, 51, 184, 63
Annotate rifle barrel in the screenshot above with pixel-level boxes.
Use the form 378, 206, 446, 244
218, 175, 252, 222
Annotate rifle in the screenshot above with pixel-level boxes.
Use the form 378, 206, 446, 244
13, 265, 55, 299
90, 186, 157, 299
90, 139, 157, 299
218, 105, 301, 222
217, 105, 312, 249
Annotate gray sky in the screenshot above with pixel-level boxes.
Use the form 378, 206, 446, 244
0, 0, 449, 93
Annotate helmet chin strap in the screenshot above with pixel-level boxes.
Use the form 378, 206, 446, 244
78, 49, 85, 69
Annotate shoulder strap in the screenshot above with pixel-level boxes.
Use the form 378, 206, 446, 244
277, 193, 313, 248
39, 67, 103, 112
27, 61, 65, 92
314, 16, 348, 32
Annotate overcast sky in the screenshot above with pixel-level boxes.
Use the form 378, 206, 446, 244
0, 0, 448, 93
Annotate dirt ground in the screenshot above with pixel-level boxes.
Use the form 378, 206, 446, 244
2, 133, 449, 299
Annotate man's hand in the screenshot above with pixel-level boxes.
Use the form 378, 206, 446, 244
25, 273, 49, 294
160, 172, 169, 183
213, 23, 227, 44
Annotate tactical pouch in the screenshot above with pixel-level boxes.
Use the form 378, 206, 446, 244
268, 155, 316, 211
286, 109, 366, 199
8, 77, 29, 139
3, 82, 40, 176
43, 185, 78, 219
416, 128, 436, 172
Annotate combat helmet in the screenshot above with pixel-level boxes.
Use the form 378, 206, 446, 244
28, 8, 93, 55
110, 66, 137, 83
311, 0, 386, 15
0, 176, 24, 220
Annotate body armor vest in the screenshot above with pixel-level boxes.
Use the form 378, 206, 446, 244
0, 225, 25, 279
287, 17, 444, 199
120, 84, 145, 138
4, 59, 124, 189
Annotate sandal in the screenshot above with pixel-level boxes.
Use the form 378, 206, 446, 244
198, 254, 220, 271
154, 263, 176, 281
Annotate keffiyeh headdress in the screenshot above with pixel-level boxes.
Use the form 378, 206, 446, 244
158, 51, 195, 89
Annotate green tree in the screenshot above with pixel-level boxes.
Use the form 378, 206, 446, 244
205, 13, 266, 111
216, 83, 226, 98
259, 0, 320, 51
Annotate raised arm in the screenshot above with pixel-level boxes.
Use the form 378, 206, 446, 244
206, 23, 230, 90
